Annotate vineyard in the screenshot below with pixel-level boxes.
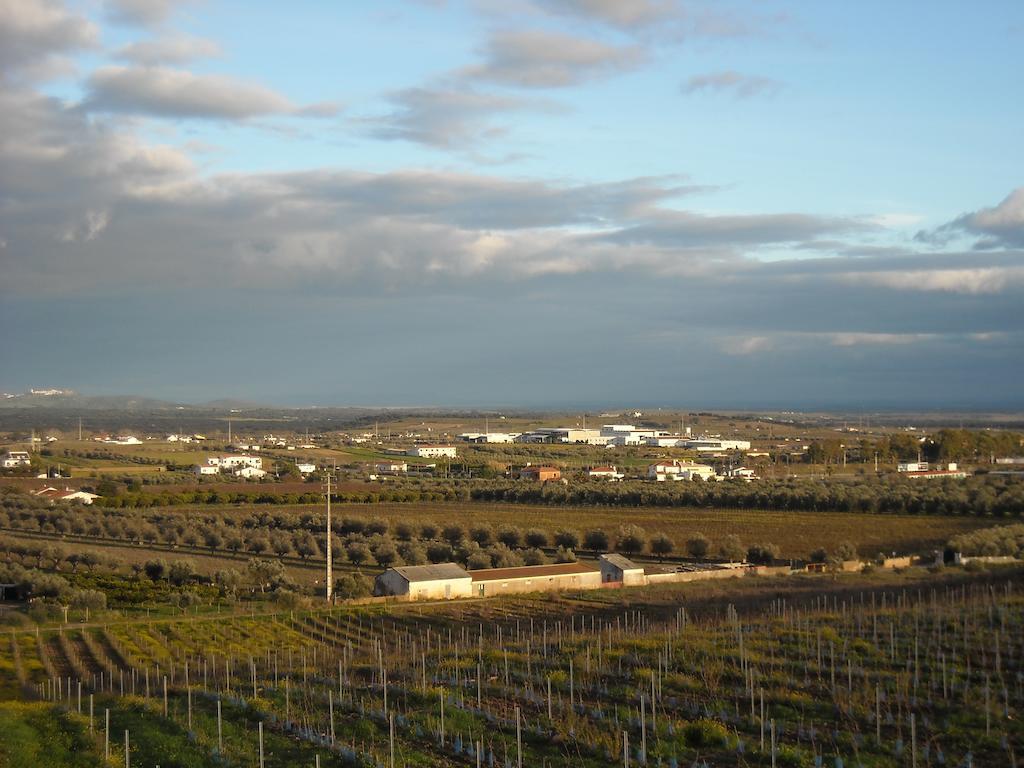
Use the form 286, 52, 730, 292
1, 570, 1022, 766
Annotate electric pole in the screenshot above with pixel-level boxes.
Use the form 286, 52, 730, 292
324, 472, 333, 603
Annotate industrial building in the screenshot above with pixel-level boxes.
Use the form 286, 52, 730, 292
516, 427, 606, 445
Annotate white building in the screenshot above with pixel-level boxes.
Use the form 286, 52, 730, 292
458, 432, 519, 443
234, 466, 267, 479
218, 455, 263, 470
194, 465, 219, 476
601, 425, 658, 446
375, 563, 473, 601
374, 460, 408, 474
599, 553, 646, 586
32, 486, 100, 504
683, 437, 751, 452
103, 436, 142, 445
516, 428, 607, 445
722, 466, 758, 480
897, 461, 928, 472
407, 445, 458, 459
296, 463, 317, 474
2, 451, 31, 468
648, 460, 717, 481
587, 465, 625, 481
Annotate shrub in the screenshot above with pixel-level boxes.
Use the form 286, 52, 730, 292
615, 524, 646, 556
335, 572, 371, 599
583, 529, 609, 551
523, 548, 547, 566
747, 542, 780, 565
524, 529, 549, 548
683, 719, 729, 748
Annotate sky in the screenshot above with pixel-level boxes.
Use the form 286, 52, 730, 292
1, 0, 1022, 409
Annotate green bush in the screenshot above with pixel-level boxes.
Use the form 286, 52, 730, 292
683, 718, 729, 748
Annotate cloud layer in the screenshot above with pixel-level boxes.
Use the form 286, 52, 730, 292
82, 65, 340, 119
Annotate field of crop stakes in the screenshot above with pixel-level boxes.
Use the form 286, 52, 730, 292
5, 575, 1021, 768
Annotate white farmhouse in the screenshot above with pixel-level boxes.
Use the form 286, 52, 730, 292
296, 463, 317, 474
2, 451, 31, 468
234, 466, 267, 479
32, 486, 100, 504
194, 465, 219, 476
407, 445, 458, 459
648, 460, 717, 481
374, 563, 473, 601
722, 467, 758, 480
219, 455, 263, 470
587, 465, 625, 481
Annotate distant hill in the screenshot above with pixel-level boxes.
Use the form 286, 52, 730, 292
0, 392, 185, 410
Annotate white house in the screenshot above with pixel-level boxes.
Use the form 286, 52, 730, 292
374, 460, 408, 474
234, 466, 267, 479
219, 455, 263, 470
407, 445, 458, 459
722, 467, 758, 480
103, 436, 142, 445
296, 463, 317, 474
374, 563, 473, 601
648, 460, 717, 481
194, 465, 219, 476
32, 486, 100, 504
897, 461, 928, 472
587, 465, 625, 481
2, 451, 31, 468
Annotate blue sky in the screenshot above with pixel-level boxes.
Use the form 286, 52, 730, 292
1, 0, 1022, 407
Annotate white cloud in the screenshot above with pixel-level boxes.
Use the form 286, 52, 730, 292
105, 0, 194, 27
681, 70, 781, 98
0, 0, 98, 76
83, 65, 338, 119
826, 332, 932, 347
463, 29, 645, 88
114, 35, 221, 65
723, 336, 773, 355
841, 267, 1024, 294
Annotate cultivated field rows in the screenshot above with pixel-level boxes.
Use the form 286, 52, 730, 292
3, 576, 1022, 766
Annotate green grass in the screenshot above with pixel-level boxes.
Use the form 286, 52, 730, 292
0, 702, 102, 768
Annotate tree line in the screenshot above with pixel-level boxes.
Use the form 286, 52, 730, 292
469, 475, 1024, 516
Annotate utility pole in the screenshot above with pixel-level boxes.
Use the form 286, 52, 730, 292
78, 417, 83, 441
227, 419, 232, 445
324, 472, 333, 603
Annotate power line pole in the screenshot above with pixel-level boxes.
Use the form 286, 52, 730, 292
324, 471, 333, 603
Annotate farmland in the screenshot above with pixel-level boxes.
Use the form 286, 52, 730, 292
0, 566, 1021, 766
